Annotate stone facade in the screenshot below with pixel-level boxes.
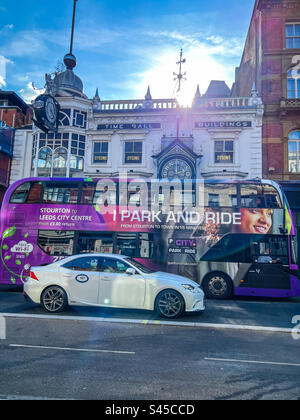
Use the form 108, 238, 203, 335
10, 85, 263, 184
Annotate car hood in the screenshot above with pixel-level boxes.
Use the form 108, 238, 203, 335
145, 271, 199, 286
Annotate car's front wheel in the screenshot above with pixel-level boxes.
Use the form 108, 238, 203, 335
41, 286, 68, 313
155, 289, 185, 319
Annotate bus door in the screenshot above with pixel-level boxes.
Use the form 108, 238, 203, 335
242, 236, 291, 290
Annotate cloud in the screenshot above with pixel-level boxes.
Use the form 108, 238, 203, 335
4, 31, 47, 57
19, 82, 44, 103
0, 75, 6, 88
123, 29, 243, 106
0, 54, 13, 88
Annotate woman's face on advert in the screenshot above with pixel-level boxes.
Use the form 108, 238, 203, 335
239, 208, 273, 234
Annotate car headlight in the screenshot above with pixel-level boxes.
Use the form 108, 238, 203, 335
182, 284, 195, 291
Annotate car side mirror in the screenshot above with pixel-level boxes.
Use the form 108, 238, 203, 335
126, 268, 136, 276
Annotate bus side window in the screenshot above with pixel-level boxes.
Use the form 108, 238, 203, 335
42, 183, 79, 204
81, 183, 96, 204
240, 184, 265, 208
9, 182, 31, 203
263, 185, 281, 209
204, 184, 237, 208
27, 182, 42, 203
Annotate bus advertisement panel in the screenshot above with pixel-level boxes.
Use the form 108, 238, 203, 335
0, 177, 299, 299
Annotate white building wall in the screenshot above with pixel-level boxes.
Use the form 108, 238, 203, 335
10, 128, 33, 185
10, 94, 263, 184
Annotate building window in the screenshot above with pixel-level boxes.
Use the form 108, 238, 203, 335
286, 23, 300, 49
93, 142, 108, 164
214, 140, 234, 164
37, 147, 52, 177
288, 131, 300, 173
58, 109, 71, 126
124, 141, 143, 164
70, 156, 84, 176
287, 69, 300, 98
73, 110, 87, 128
52, 147, 68, 177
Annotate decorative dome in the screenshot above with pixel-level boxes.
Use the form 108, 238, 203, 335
54, 68, 84, 95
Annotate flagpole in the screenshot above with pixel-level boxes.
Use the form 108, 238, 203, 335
69, 0, 78, 55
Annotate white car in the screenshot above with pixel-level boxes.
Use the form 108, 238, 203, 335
24, 254, 205, 318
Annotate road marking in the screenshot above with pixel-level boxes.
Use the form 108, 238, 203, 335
9, 344, 135, 355
204, 357, 300, 368
0, 312, 294, 334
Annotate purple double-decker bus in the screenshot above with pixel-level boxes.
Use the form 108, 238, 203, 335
0, 176, 299, 299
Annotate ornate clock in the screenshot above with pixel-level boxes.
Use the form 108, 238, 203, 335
33, 94, 60, 133
161, 158, 193, 179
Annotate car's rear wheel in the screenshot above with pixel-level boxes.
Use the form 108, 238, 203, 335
41, 286, 68, 313
155, 289, 185, 319
202, 272, 233, 299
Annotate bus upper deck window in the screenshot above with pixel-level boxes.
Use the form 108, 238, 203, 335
9, 182, 31, 203
263, 185, 281, 209
204, 184, 237, 208
81, 183, 96, 204
43, 183, 79, 204
94, 188, 116, 206
27, 182, 42, 203
240, 184, 265, 208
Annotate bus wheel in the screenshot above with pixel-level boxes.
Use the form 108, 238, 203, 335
155, 289, 185, 319
41, 286, 68, 313
202, 273, 233, 300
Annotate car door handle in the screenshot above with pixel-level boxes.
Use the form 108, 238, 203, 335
102, 276, 111, 281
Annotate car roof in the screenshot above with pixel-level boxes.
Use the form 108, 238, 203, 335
61, 253, 128, 260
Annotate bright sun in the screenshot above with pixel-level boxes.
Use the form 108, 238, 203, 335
132, 46, 234, 107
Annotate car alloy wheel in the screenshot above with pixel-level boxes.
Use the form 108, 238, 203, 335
41, 286, 67, 313
155, 289, 185, 318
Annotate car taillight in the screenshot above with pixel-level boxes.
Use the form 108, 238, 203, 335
30, 271, 39, 281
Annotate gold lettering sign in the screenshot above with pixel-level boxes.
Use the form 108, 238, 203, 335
127, 156, 140, 161
94, 155, 107, 161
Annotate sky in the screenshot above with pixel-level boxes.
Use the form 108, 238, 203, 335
0, 0, 255, 106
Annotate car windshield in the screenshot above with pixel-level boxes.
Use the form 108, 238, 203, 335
125, 258, 155, 274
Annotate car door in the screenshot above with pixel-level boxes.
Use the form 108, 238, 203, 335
98, 257, 146, 309
60, 256, 101, 304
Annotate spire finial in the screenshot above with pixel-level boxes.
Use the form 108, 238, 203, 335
64, 0, 78, 70
173, 48, 186, 93
145, 85, 152, 100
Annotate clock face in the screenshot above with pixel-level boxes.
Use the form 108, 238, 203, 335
45, 96, 58, 124
161, 159, 193, 179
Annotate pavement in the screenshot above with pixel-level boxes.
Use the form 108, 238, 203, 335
0, 286, 300, 332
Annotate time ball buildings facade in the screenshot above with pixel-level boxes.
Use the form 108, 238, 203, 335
10, 64, 264, 185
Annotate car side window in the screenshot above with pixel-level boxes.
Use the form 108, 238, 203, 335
63, 257, 99, 272
99, 258, 130, 274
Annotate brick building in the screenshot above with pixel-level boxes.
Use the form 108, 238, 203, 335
233, 0, 300, 181
0, 90, 31, 203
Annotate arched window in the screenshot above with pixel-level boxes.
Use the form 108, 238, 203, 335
287, 69, 300, 99
37, 147, 52, 177
70, 155, 84, 176
53, 147, 68, 177
288, 131, 300, 173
